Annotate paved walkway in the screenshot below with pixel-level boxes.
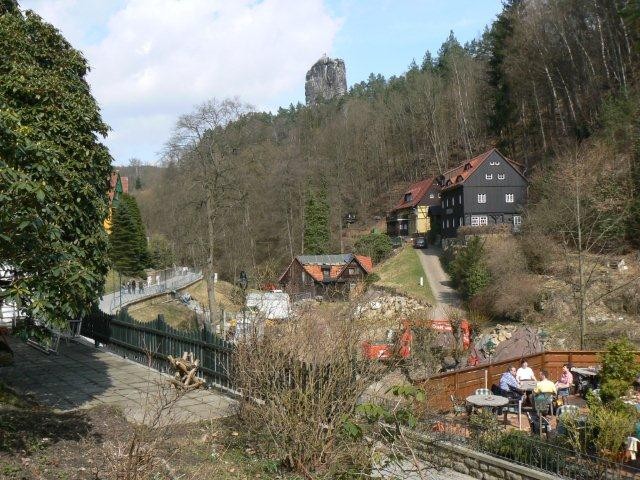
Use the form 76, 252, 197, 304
417, 247, 462, 317
1, 336, 235, 424
99, 271, 202, 314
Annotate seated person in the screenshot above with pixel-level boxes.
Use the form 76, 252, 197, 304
499, 365, 522, 399
555, 364, 573, 397
516, 360, 536, 382
534, 370, 557, 395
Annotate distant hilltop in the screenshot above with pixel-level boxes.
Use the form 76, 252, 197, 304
305, 54, 347, 106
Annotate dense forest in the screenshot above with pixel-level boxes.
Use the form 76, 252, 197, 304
133, 0, 640, 284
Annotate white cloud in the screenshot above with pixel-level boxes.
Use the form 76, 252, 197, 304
20, 0, 341, 163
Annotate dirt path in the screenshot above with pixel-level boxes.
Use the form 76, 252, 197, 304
417, 246, 462, 317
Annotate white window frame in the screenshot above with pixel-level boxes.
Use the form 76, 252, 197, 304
505, 193, 514, 203
490, 161, 501, 166
477, 193, 486, 204
459, 217, 464, 226
458, 194, 462, 204
485, 174, 493, 180
513, 215, 522, 226
429, 193, 434, 199
471, 215, 488, 226
498, 173, 505, 180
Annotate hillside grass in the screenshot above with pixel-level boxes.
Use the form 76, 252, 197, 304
127, 300, 198, 331
185, 279, 242, 313
374, 245, 434, 303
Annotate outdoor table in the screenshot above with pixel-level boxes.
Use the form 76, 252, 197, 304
571, 366, 599, 377
519, 379, 537, 391
466, 394, 508, 411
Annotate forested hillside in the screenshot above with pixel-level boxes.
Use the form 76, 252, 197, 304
135, 0, 640, 283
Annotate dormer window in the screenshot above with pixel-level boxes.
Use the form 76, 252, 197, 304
498, 174, 505, 180
456, 175, 464, 183
404, 193, 413, 203
463, 163, 472, 171
429, 193, 434, 199
485, 174, 493, 180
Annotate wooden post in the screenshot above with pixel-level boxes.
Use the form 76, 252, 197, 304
484, 369, 488, 389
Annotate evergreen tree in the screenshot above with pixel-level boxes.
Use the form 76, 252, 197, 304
486, 0, 522, 152
134, 176, 142, 190
0, 0, 112, 326
303, 183, 330, 255
109, 194, 149, 277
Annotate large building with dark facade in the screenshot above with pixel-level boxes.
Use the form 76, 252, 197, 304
439, 149, 527, 238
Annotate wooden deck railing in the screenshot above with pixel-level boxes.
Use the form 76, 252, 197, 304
423, 350, 640, 410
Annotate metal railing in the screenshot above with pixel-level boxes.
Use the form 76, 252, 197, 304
418, 416, 640, 480
109, 267, 202, 312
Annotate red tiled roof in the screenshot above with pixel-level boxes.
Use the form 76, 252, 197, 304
302, 264, 344, 282
441, 148, 524, 191
354, 255, 373, 273
392, 177, 435, 211
278, 254, 374, 283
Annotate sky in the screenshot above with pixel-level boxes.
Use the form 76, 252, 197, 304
20, 0, 504, 165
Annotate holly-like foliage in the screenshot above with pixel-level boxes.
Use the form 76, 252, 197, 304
0, 3, 112, 326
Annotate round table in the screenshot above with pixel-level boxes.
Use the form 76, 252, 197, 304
466, 394, 509, 409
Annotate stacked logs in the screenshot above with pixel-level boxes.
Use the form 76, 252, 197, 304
168, 352, 205, 391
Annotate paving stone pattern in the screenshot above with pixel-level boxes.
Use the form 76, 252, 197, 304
1, 336, 235, 424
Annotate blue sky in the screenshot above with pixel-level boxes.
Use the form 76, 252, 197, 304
22, 0, 503, 164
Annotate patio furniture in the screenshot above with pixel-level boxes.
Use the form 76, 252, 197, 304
450, 395, 468, 416
526, 411, 551, 438
475, 388, 491, 396
502, 395, 523, 430
466, 393, 508, 413
556, 404, 580, 417
533, 392, 554, 416
519, 379, 537, 392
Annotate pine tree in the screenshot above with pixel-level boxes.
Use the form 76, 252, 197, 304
134, 176, 142, 190
303, 183, 330, 255
109, 194, 149, 277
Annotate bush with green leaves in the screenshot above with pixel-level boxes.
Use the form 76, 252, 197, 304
446, 237, 490, 299
598, 338, 640, 403
354, 232, 392, 264
0, 1, 112, 326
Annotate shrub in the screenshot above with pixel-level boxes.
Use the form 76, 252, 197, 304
447, 237, 490, 299
599, 338, 640, 403
354, 232, 393, 264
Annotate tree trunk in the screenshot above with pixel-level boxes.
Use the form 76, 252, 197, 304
205, 190, 217, 327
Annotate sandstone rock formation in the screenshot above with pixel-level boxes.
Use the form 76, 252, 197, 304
305, 54, 347, 106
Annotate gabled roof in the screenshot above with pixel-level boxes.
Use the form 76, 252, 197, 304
279, 253, 373, 283
392, 177, 436, 211
440, 148, 526, 191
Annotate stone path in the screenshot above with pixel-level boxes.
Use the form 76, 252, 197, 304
1, 336, 235, 424
417, 247, 462, 317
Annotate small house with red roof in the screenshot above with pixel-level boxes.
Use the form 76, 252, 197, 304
438, 148, 527, 238
278, 254, 373, 300
386, 177, 442, 239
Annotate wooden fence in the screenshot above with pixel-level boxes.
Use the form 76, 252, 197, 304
81, 306, 234, 390
424, 350, 640, 410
